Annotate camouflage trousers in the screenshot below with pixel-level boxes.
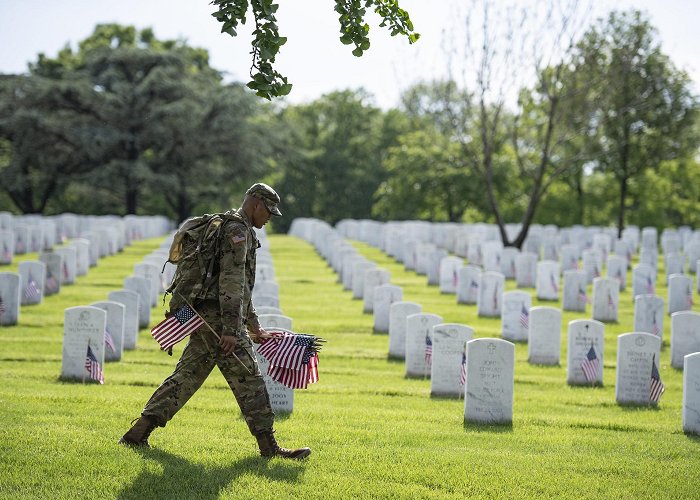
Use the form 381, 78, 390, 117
141, 301, 275, 436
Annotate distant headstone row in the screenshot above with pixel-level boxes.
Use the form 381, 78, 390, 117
53, 215, 172, 383
1, 213, 172, 327
289, 217, 700, 434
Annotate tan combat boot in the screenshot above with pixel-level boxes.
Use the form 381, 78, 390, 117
118, 415, 157, 447
256, 432, 311, 460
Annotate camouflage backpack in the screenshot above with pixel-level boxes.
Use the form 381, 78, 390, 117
164, 210, 244, 311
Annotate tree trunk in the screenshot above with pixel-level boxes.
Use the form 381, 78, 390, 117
617, 175, 628, 239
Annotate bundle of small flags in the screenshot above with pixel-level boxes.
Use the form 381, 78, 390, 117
257, 331, 325, 389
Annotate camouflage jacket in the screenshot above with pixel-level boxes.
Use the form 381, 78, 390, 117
218, 209, 260, 337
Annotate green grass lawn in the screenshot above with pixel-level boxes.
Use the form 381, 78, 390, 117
1, 234, 698, 499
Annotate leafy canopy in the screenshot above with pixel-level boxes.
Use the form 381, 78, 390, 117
210, 0, 419, 99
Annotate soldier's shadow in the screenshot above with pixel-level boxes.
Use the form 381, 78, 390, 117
117, 447, 304, 500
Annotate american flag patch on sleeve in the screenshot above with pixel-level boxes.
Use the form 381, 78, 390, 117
231, 234, 246, 245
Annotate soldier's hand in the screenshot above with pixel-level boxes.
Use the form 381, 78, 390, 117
219, 335, 237, 355
250, 326, 274, 344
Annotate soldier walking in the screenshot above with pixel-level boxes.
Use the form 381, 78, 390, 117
118, 183, 311, 460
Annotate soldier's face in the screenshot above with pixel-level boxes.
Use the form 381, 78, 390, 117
252, 199, 271, 228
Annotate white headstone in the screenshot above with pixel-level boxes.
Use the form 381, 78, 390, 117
256, 264, 276, 283
341, 255, 363, 290
373, 284, 403, 333
352, 261, 376, 299
18, 261, 45, 306
665, 252, 685, 285
430, 323, 473, 397
427, 249, 448, 286
124, 276, 152, 328
388, 302, 421, 359
464, 338, 515, 425
582, 249, 603, 284
70, 239, 91, 276
683, 352, 700, 435
668, 274, 693, 315
255, 306, 282, 315
528, 306, 562, 365
61, 306, 106, 382
536, 260, 560, 301
0, 272, 21, 325
134, 263, 161, 306
54, 247, 77, 285
482, 241, 503, 273
566, 319, 604, 385
560, 244, 579, 272
500, 247, 519, 279
405, 313, 443, 378
515, 252, 537, 288
108, 290, 140, 350
632, 264, 656, 301
477, 272, 505, 318
91, 301, 126, 362
592, 277, 619, 323
39, 253, 62, 296
253, 281, 279, 302
13, 223, 29, 254
671, 311, 700, 369
439, 256, 463, 294
363, 268, 391, 314
615, 332, 662, 405
633, 295, 664, 342
252, 323, 294, 413
606, 255, 627, 291
253, 294, 279, 309
501, 291, 531, 342
0, 230, 14, 264
562, 269, 588, 312
456, 265, 481, 305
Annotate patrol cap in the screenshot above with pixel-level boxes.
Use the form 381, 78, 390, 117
246, 183, 282, 216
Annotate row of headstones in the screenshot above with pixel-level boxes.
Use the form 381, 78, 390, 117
332, 219, 700, 268
246, 229, 300, 414
0, 211, 170, 263
60, 230, 175, 381
0, 214, 170, 325
288, 218, 700, 433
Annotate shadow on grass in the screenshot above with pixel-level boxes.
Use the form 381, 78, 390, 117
117, 447, 305, 500
463, 420, 514, 433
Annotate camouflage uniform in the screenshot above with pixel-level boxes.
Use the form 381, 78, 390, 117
142, 208, 274, 436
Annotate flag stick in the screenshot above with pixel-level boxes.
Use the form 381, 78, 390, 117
177, 293, 252, 375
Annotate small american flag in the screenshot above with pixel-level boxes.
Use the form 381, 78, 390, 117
45, 271, 58, 294
651, 313, 660, 337
550, 273, 558, 293
580, 344, 599, 384
645, 275, 654, 294
85, 345, 104, 384
62, 261, 69, 281
607, 292, 615, 312
459, 351, 467, 386
578, 286, 589, 304
452, 270, 458, 288
510, 260, 516, 276
615, 268, 623, 285
0, 295, 5, 317
649, 355, 665, 404
571, 257, 578, 270
1, 244, 10, 262
687, 287, 693, 308
519, 304, 529, 329
23, 275, 40, 301
593, 265, 600, 278
104, 328, 116, 353
259, 333, 320, 389
424, 335, 432, 365
470, 279, 479, 290
150, 304, 204, 351
492, 286, 499, 310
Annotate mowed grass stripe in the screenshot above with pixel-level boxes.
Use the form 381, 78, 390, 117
0, 233, 698, 498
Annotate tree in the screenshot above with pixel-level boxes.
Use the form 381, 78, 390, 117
574, 10, 699, 236
444, 0, 591, 247
0, 74, 113, 213
210, 0, 419, 99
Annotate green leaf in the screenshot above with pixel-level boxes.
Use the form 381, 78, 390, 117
352, 47, 363, 57
277, 83, 293, 96
360, 40, 370, 50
